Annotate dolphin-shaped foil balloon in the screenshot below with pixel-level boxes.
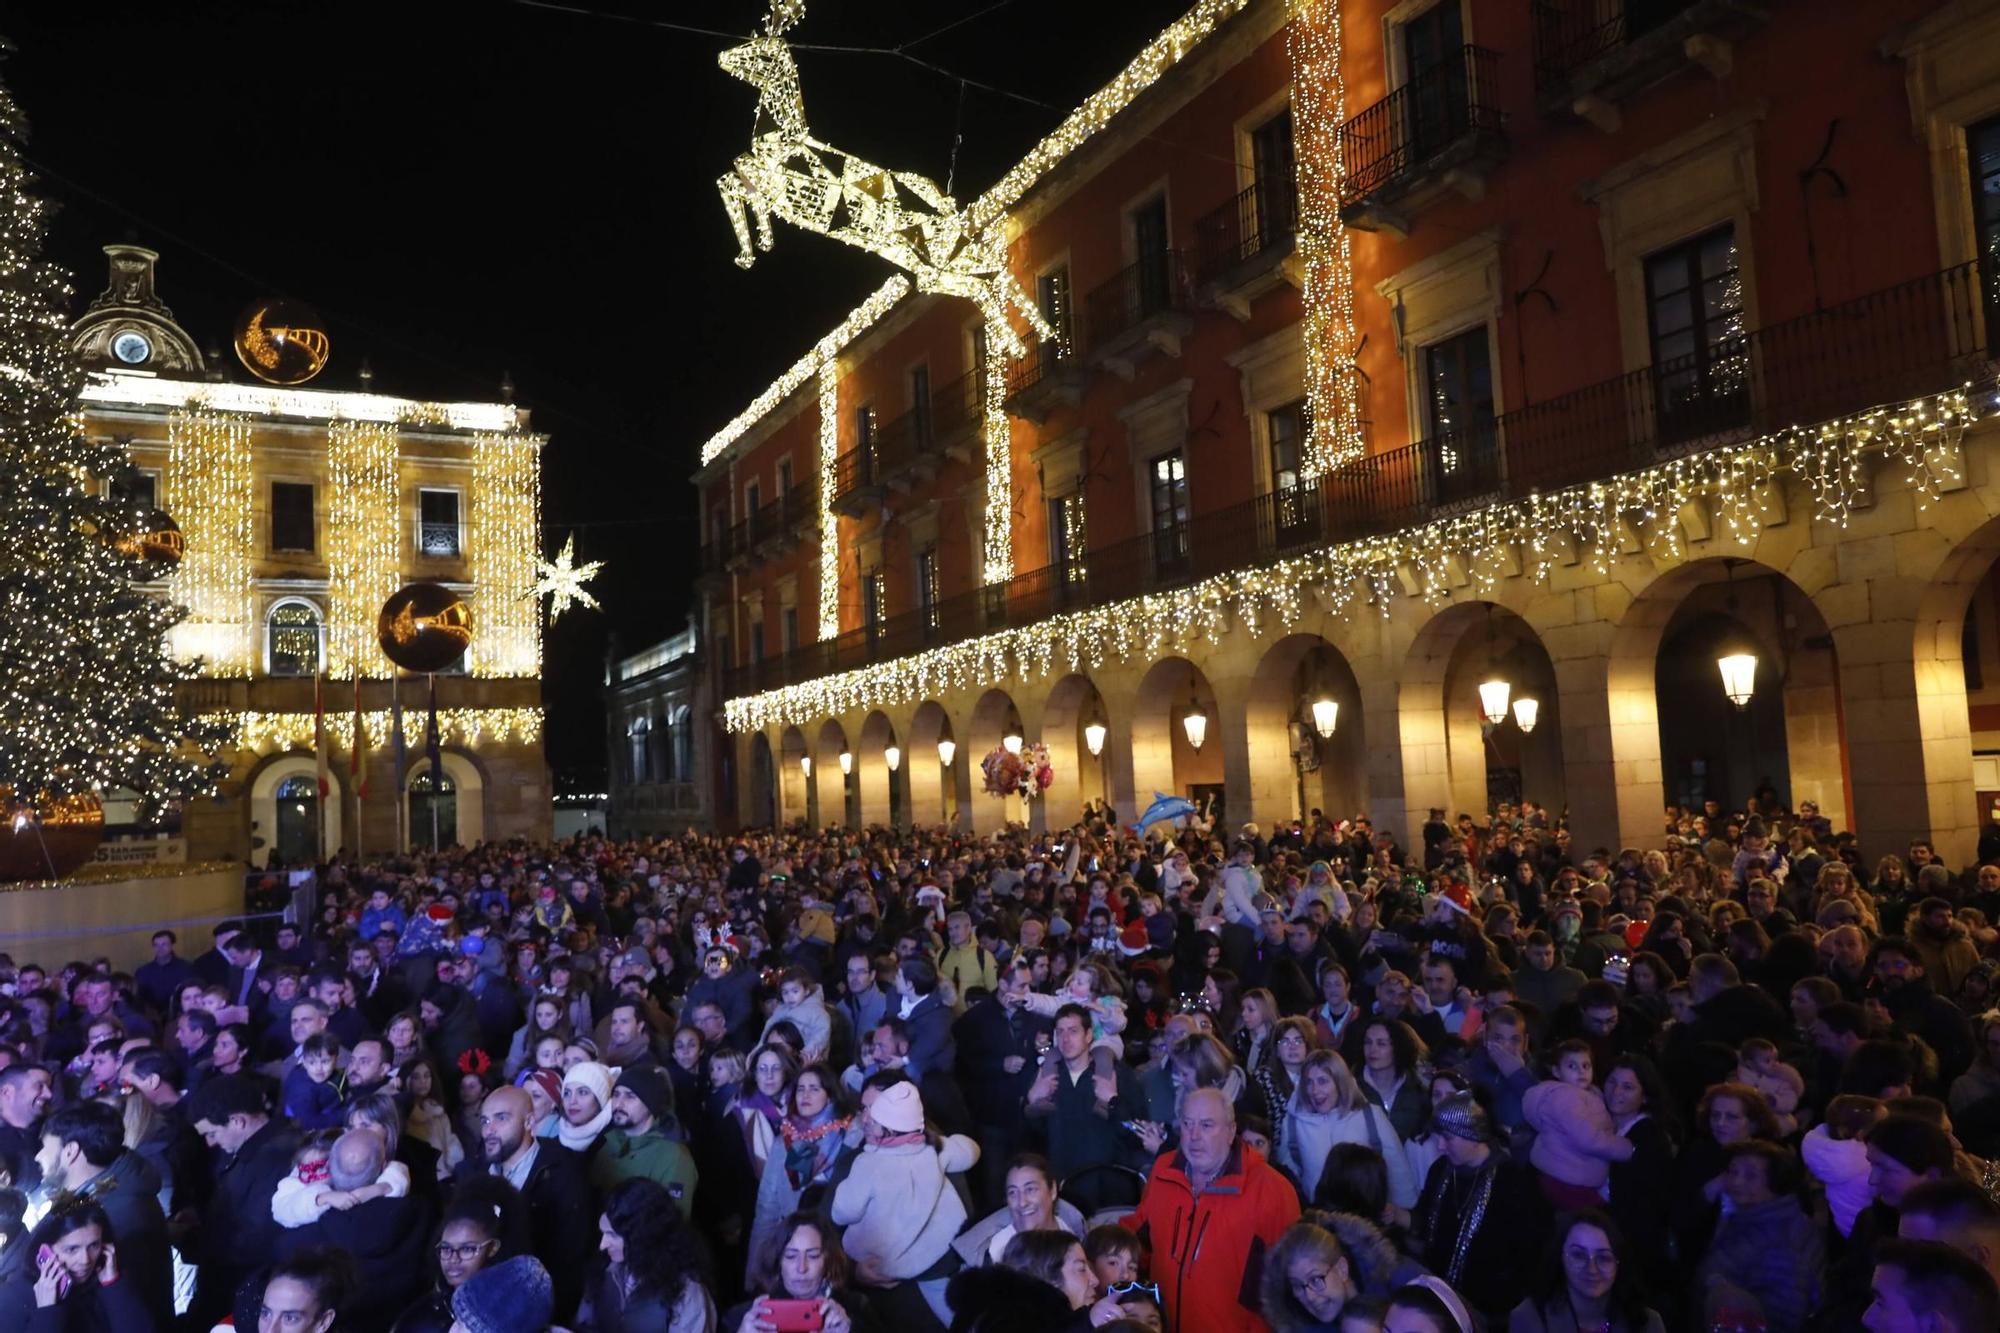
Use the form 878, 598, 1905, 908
1131, 792, 1197, 835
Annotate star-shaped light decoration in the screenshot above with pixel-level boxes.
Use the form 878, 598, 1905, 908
527, 533, 605, 622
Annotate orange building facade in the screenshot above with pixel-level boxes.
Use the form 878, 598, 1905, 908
691, 0, 2000, 864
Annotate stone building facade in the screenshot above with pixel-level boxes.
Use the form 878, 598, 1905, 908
695, 0, 2000, 865
604, 620, 712, 835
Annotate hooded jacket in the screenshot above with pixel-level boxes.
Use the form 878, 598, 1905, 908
830, 1133, 980, 1280
591, 1123, 699, 1210
1258, 1209, 1429, 1333
1130, 1142, 1301, 1333
762, 984, 833, 1055
1521, 1079, 1634, 1188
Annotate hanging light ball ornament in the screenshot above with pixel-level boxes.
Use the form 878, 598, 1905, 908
0, 788, 106, 882
112, 511, 185, 572
233, 297, 331, 385
377, 582, 475, 674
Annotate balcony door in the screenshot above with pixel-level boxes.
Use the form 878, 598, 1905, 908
1130, 194, 1172, 319
1421, 324, 1496, 505
1972, 116, 2000, 345
1149, 452, 1190, 579
1399, 2, 1470, 169
1643, 224, 1749, 445
1251, 107, 1296, 247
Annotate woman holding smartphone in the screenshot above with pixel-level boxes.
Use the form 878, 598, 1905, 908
0, 1200, 150, 1333
727, 1213, 877, 1333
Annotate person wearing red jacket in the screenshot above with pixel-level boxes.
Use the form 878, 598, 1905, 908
1130, 1086, 1302, 1333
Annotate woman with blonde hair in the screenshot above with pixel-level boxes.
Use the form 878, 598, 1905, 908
1280, 1049, 1416, 1209
1166, 1032, 1245, 1115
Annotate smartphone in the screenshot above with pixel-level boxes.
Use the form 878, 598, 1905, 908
764, 1299, 824, 1333
36, 1246, 72, 1300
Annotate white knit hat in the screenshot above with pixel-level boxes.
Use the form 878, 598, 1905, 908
560, 1060, 617, 1109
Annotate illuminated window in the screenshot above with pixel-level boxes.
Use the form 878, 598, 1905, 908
1150, 452, 1189, 575
917, 548, 940, 631
1051, 492, 1088, 586
1644, 224, 1748, 441
266, 601, 323, 677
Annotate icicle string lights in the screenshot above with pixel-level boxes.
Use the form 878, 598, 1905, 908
721, 386, 1987, 733
323, 419, 401, 676
227, 707, 543, 753
166, 408, 256, 674
470, 429, 544, 675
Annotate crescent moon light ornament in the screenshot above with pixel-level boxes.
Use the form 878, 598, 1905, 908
527, 533, 604, 622
233, 298, 331, 385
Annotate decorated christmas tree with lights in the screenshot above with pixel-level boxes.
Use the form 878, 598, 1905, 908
0, 61, 222, 857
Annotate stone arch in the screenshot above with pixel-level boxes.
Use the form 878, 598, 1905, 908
907, 701, 961, 829
1043, 673, 1110, 825
1133, 657, 1225, 820
858, 710, 901, 828
247, 752, 342, 866
1400, 601, 1566, 838
1609, 558, 1846, 839
968, 688, 1026, 830
778, 725, 811, 825
813, 718, 851, 828
1248, 634, 1368, 827
1901, 515, 2000, 862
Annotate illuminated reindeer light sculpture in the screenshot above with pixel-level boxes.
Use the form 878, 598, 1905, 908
717, 0, 1052, 360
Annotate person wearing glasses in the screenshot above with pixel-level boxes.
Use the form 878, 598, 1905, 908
1507, 1210, 1664, 1333
1260, 1208, 1426, 1333
392, 1183, 513, 1333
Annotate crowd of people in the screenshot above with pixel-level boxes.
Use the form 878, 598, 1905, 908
3, 793, 2000, 1333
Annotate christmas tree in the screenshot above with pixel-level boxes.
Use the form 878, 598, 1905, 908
0, 54, 224, 827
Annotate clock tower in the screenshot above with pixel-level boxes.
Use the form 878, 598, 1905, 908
70, 243, 204, 374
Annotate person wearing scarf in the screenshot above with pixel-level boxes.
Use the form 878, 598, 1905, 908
558, 1061, 618, 1156
1409, 1093, 1547, 1325
750, 1067, 856, 1265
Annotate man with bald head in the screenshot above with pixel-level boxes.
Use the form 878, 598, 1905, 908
1130, 1086, 1300, 1333
456, 1084, 595, 1321
280, 1128, 434, 1328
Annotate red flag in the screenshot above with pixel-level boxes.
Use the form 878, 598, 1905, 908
314, 671, 330, 802
351, 674, 369, 800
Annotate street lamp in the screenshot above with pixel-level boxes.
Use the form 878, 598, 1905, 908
799, 754, 812, 777
838, 749, 853, 776
1478, 678, 1511, 726
1310, 696, 1339, 738
1512, 697, 1539, 733
1717, 649, 1758, 709
1084, 700, 1107, 757
937, 738, 957, 767
884, 744, 901, 772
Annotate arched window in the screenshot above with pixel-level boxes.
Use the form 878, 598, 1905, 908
628, 718, 650, 785
267, 600, 323, 677
671, 705, 695, 782
649, 712, 672, 782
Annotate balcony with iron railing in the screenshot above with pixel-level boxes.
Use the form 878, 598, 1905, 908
831, 400, 944, 514
928, 367, 985, 461
418, 522, 461, 559
1338, 45, 1507, 235
1005, 334, 1089, 423
1532, 0, 1768, 128
1083, 250, 1195, 378
724, 260, 1995, 702
1194, 177, 1300, 319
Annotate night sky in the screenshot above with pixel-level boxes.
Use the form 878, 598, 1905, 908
6, 0, 1189, 787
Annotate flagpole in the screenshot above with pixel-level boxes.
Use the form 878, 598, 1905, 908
313, 669, 329, 868
426, 671, 442, 853
391, 672, 407, 855
351, 672, 366, 868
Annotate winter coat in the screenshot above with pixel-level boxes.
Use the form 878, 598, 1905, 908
1258, 1209, 1427, 1333
829, 1134, 980, 1280
1522, 1080, 1634, 1188
1130, 1142, 1301, 1333
592, 1124, 699, 1212
1694, 1193, 1824, 1333
282, 1191, 438, 1332
585, 1266, 717, 1333
66, 1150, 173, 1330
761, 985, 833, 1056
1278, 1097, 1416, 1208
951, 1197, 1087, 1266
0, 1271, 153, 1333
189, 1116, 299, 1327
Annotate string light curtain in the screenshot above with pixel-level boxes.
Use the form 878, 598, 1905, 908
1288, 0, 1366, 473
469, 429, 543, 675
323, 419, 401, 676
166, 408, 256, 674
817, 362, 841, 640
981, 320, 1013, 584
229, 706, 543, 752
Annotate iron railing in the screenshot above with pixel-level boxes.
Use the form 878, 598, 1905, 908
1084, 250, 1190, 349
930, 367, 985, 441
1339, 45, 1505, 206
418, 521, 460, 558
1006, 337, 1077, 399
1532, 0, 1712, 95
1195, 178, 1298, 286
725, 261, 1994, 699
